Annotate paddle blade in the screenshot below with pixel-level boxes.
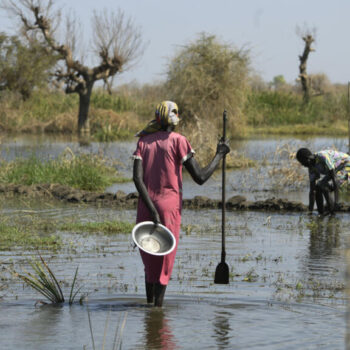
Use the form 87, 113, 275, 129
214, 261, 229, 284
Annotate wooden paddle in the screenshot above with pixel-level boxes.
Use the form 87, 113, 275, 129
214, 110, 229, 284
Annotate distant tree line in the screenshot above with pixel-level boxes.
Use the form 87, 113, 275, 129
0, 2, 347, 147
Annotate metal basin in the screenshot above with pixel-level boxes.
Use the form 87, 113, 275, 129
132, 221, 176, 256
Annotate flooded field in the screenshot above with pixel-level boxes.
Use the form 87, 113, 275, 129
0, 135, 349, 349
1, 134, 350, 203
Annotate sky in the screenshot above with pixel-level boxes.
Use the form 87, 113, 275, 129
1, 0, 350, 86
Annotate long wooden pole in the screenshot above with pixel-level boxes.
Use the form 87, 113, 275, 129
221, 110, 227, 263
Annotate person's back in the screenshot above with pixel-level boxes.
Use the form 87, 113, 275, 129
135, 131, 193, 200
315, 150, 350, 173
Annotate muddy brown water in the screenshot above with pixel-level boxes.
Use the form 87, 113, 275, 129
0, 135, 349, 349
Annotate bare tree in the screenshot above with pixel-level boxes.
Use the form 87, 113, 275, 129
296, 26, 316, 104
2, 0, 144, 136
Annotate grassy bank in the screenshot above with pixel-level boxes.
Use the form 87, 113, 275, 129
244, 90, 348, 136
1, 87, 349, 139
247, 122, 348, 136
0, 152, 129, 191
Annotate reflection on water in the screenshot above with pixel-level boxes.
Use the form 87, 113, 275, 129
20, 305, 65, 346
213, 310, 232, 350
0, 297, 344, 350
308, 216, 341, 260
143, 308, 178, 350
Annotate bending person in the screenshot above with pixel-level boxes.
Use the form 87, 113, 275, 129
296, 148, 350, 215
133, 101, 230, 307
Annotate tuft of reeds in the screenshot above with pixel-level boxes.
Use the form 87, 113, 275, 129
14, 255, 82, 305
68, 265, 82, 305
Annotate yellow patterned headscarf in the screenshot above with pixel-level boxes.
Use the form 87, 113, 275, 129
136, 101, 179, 137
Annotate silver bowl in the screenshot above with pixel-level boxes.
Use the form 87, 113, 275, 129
132, 221, 176, 256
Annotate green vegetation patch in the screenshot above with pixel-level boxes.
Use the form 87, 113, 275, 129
0, 152, 128, 191
248, 122, 348, 136
245, 90, 348, 131
90, 91, 135, 113
0, 222, 61, 250
59, 220, 134, 235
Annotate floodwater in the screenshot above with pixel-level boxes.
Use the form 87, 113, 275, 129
0, 135, 349, 349
1, 134, 349, 202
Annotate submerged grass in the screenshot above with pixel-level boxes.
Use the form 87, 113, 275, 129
0, 221, 61, 250
0, 150, 128, 191
59, 220, 134, 235
0, 209, 134, 250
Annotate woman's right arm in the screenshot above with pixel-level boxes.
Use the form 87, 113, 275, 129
184, 140, 230, 185
133, 159, 161, 224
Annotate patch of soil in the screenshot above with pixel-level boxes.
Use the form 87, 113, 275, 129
0, 183, 332, 212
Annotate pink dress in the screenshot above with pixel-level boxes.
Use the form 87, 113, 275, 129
133, 131, 194, 285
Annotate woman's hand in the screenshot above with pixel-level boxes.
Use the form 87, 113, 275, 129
216, 139, 230, 156
151, 209, 161, 225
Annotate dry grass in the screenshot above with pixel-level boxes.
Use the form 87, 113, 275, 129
268, 143, 306, 189
180, 117, 254, 168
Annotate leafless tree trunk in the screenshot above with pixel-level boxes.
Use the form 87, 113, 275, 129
77, 82, 93, 135
298, 34, 315, 104
2, 0, 144, 137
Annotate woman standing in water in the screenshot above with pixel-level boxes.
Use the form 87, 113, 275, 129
133, 101, 230, 306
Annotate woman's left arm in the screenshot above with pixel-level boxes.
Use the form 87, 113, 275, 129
133, 159, 161, 224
